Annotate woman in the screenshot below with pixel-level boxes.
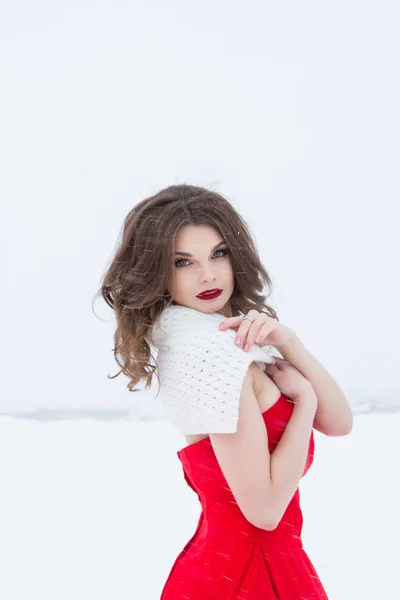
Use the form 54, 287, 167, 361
96, 183, 353, 599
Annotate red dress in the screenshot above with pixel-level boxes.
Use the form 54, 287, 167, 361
160, 393, 329, 599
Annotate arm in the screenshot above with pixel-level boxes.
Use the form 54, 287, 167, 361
208, 366, 315, 531
274, 335, 353, 437
258, 395, 317, 530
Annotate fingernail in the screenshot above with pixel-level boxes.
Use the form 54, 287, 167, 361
255, 336, 262, 343
244, 343, 250, 351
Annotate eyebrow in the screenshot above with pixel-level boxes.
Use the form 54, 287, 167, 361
174, 240, 226, 257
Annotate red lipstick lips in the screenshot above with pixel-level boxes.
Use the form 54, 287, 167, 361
196, 289, 223, 300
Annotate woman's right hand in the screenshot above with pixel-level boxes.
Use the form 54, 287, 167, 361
265, 357, 317, 408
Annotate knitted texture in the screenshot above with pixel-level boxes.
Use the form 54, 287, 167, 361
152, 304, 277, 434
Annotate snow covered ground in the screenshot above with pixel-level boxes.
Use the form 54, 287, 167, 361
0, 409, 398, 600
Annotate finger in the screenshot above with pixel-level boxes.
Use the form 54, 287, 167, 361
255, 322, 273, 344
268, 358, 286, 370
239, 312, 268, 349
269, 361, 283, 371
272, 356, 286, 366
232, 311, 258, 346
218, 316, 242, 330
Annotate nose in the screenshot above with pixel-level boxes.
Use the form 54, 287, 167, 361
198, 262, 218, 282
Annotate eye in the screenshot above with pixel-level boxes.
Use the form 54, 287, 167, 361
214, 249, 228, 258
174, 248, 229, 268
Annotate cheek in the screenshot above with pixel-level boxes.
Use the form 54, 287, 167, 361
222, 261, 234, 279
172, 270, 191, 291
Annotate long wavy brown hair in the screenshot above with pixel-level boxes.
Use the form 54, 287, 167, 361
92, 183, 279, 396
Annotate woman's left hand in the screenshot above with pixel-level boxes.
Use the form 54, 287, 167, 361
218, 309, 297, 352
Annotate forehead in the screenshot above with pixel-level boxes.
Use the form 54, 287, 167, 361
174, 224, 222, 247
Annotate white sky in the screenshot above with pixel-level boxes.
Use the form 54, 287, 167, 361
2, 1, 399, 411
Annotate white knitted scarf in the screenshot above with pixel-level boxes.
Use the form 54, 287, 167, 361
152, 304, 277, 435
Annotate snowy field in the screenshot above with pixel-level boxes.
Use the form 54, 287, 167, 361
0, 409, 399, 600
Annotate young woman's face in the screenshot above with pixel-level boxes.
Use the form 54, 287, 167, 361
168, 224, 235, 317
